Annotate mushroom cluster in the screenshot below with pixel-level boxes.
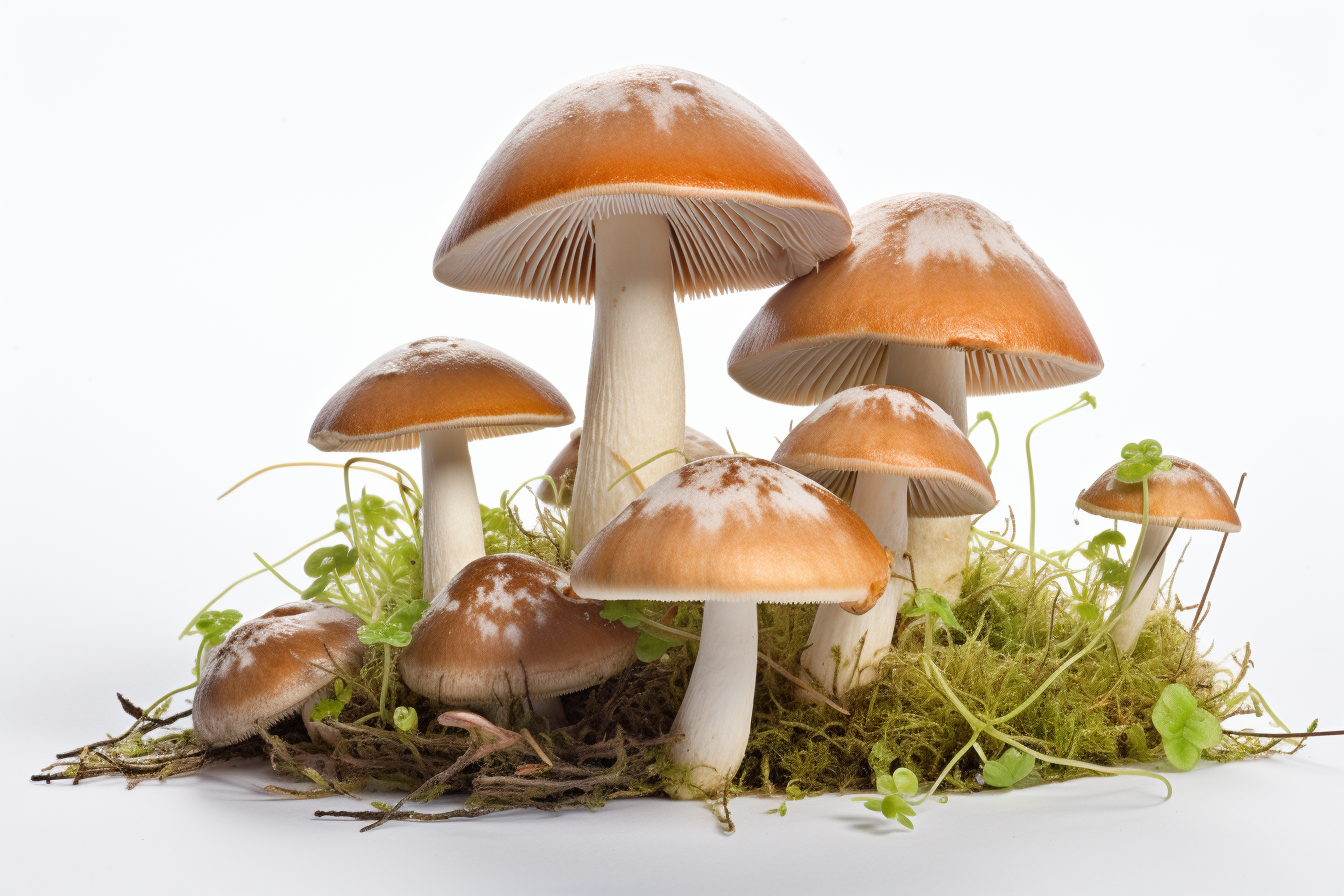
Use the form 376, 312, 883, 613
179, 64, 1246, 803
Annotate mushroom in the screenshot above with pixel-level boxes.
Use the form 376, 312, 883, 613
398, 553, 636, 725
772, 386, 995, 695
565, 455, 888, 797
192, 602, 365, 746
537, 424, 728, 508
309, 337, 574, 600
432, 65, 852, 551
1077, 457, 1240, 655
728, 194, 1103, 599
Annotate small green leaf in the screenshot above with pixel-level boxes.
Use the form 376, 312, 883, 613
891, 767, 918, 795
1079, 391, 1097, 409
358, 620, 413, 648
194, 609, 243, 649
304, 544, 356, 578
1072, 601, 1101, 622
300, 575, 331, 600
393, 706, 418, 732
982, 747, 1035, 787
1081, 529, 1126, 560
310, 678, 352, 723
1097, 557, 1130, 589
785, 783, 804, 801
386, 600, 429, 632
1115, 439, 1169, 483
900, 589, 964, 633
634, 630, 677, 663
862, 799, 884, 813
875, 774, 897, 795
1153, 683, 1223, 771
868, 742, 896, 777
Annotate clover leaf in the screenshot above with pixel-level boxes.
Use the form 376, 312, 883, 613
1081, 529, 1126, 561
304, 544, 356, 579
601, 601, 687, 663
1097, 557, 1130, 589
310, 678, 352, 723
1152, 683, 1223, 771
854, 766, 918, 828
358, 600, 429, 648
900, 588, 964, 633
1116, 439, 1173, 484
983, 747, 1035, 787
194, 609, 242, 649
338, 489, 403, 535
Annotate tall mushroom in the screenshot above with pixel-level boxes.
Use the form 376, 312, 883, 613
309, 337, 574, 600
772, 386, 995, 695
433, 65, 851, 551
1077, 456, 1240, 655
537, 424, 728, 508
729, 194, 1103, 599
399, 553, 636, 725
566, 455, 888, 797
193, 602, 365, 746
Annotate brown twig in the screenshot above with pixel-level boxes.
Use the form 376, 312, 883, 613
1178, 473, 1245, 671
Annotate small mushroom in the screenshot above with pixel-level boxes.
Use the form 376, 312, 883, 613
566, 455, 888, 798
309, 337, 574, 599
192, 603, 365, 746
729, 194, 1103, 599
1077, 457, 1241, 655
398, 553, 636, 725
434, 65, 852, 552
537, 425, 728, 508
772, 386, 995, 695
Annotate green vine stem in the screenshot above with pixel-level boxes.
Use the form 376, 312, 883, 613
1025, 392, 1096, 567
969, 410, 1000, 474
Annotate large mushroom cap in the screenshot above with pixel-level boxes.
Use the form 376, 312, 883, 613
537, 424, 728, 507
1076, 456, 1241, 533
567, 455, 889, 611
398, 553, 636, 704
728, 193, 1104, 405
192, 603, 365, 746
772, 385, 996, 516
308, 337, 575, 452
434, 65, 851, 302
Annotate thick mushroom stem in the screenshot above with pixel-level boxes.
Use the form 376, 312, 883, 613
667, 600, 758, 798
801, 472, 910, 696
1111, 524, 1173, 655
886, 346, 971, 599
569, 213, 686, 551
420, 429, 486, 600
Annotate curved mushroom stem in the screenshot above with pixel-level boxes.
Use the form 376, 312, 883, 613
1112, 524, 1172, 655
667, 600, 757, 799
420, 429, 485, 600
886, 345, 971, 601
802, 472, 910, 696
569, 213, 685, 551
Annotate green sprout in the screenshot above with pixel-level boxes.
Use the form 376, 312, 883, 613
969, 409, 1000, 474
1116, 439, 1173, 484
982, 747, 1035, 787
392, 706, 419, 732
900, 588, 964, 652
310, 679, 353, 723
853, 768, 919, 828
1152, 684, 1223, 771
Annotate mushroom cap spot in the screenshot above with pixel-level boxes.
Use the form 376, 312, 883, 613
433, 65, 851, 302
773, 385, 996, 517
728, 193, 1104, 404
192, 602, 366, 746
398, 553, 637, 704
1076, 456, 1241, 533
308, 336, 575, 452
537, 424, 728, 507
568, 456, 889, 607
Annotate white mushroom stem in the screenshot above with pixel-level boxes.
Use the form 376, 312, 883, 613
529, 695, 567, 727
420, 429, 485, 600
477, 696, 566, 728
802, 472, 910, 696
1111, 524, 1173, 655
569, 213, 686, 551
667, 600, 758, 798
886, 345, 971, 599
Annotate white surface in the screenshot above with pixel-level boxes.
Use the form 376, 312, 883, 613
2, 1, 1341, 892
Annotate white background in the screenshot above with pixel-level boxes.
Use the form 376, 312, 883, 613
3, 2, 1341, 892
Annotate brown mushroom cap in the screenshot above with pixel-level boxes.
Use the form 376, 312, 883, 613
772, 385, 996, 516
537, 424, 728, 506
728, 193, 1104, 405
433, 65, 851, 302
308, 337, 575, 452
398, 553, 636, 704
1076, 456, 1241, 533
567, 455, 889, 612
192, 603, 366, 746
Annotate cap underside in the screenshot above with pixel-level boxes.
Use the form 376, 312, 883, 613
565, 582, 879, 606
436, 187, 850, 303
804, 464, 994, 516
310, 414, 571, 452
1074, 498, 1242, 534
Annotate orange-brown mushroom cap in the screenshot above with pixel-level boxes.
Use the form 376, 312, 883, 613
537, 424, 728, 507
728, 194, 1104, 405
398, 553, 636, 704
433, 65, 851, 302
567, 455, 889, 613
192, 603, 366, 746
772, 385, 996, 516
308, 337, 575, 452
1076, 456, 1241, 533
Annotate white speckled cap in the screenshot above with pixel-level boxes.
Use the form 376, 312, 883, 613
1077, 456, 1241, 532
398, 553, 637, 704
537, 424, 728, 507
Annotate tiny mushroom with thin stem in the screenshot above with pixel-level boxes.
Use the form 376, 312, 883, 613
308, 337, 574, 600
565, 455, 888, 798
537, 424, 728, 508
398, 553, 637, 726
1077, 456, 1241, 655
433, 65, 852, 552
192, 603, 366, 747
729, 194, 1103, 599
772, 386, 995, 696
